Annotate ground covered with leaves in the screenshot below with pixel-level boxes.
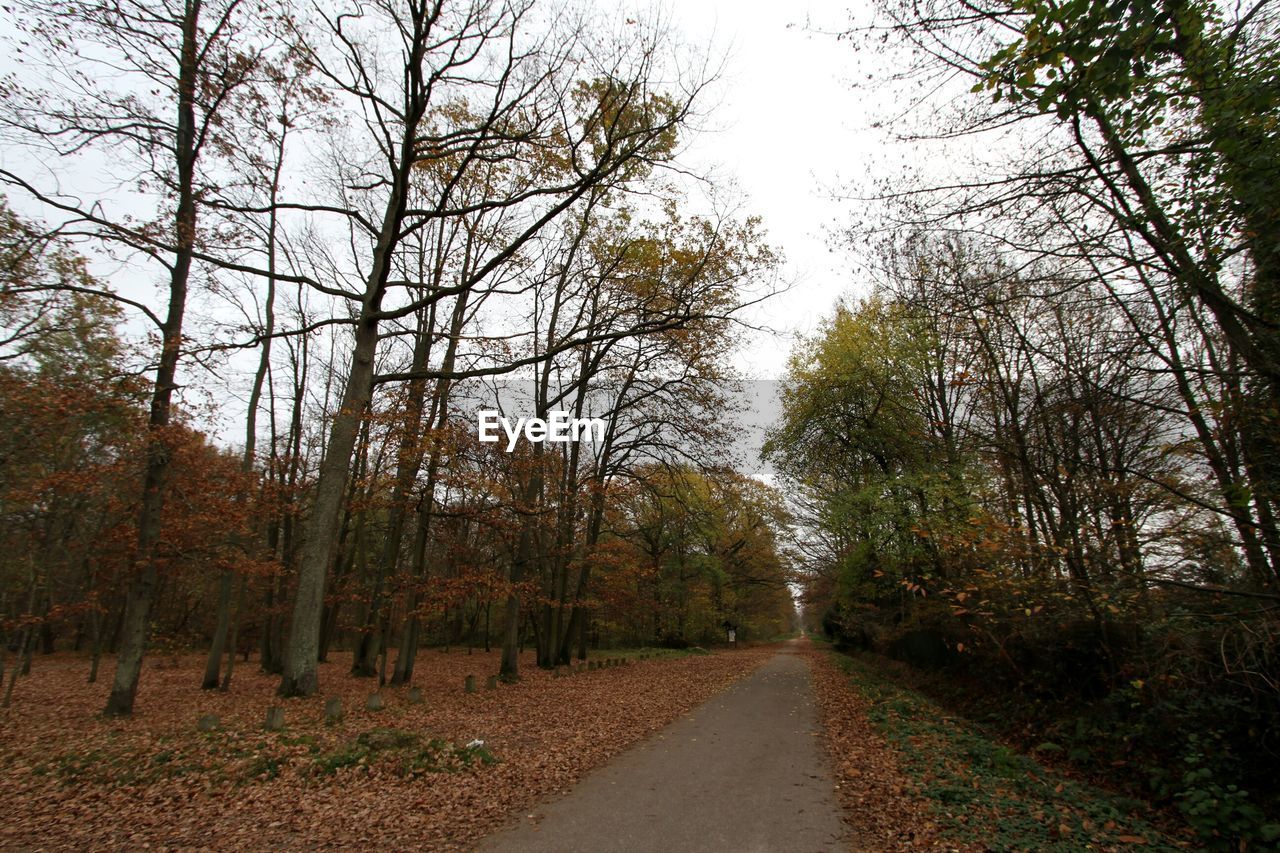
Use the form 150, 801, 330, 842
806, 643, 950, 850
0, 646, 772, 848
808, 642, 1192, 851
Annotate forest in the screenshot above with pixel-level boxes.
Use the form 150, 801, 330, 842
769, 0, 1280, 845
1, 0, 1278, 848
0, 0, 794, 712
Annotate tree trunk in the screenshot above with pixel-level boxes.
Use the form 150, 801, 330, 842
387, 291, 471, 685
204, 107, 285, 688
501, 454, 544, 681
354, 298, 440, 676
102, 0, 201, 717
279, 334, 379, 697
220, 575, 245, 691
201, 568, 234, 689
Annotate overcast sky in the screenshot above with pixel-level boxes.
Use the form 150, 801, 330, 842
666, 0, 882, 378
644, 0, 893, 476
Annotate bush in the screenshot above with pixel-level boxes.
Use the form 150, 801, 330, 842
1172, 734, 1280, 849
830, 600, 1280, 848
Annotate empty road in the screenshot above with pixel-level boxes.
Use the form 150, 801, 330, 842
479, 643, 847, 852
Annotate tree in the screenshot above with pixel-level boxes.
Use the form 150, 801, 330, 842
1, 0, 280, 714
197, 40, 326, 691
0, 209, 144, 696
843, 0, 1280, 590
976, 0, 1280, 383
274, 0, 711, 696
599, 465, 794, 647
0, 209, 251, 701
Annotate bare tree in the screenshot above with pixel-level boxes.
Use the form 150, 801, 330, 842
273, 0, 708, 696
1, 0, 278, 714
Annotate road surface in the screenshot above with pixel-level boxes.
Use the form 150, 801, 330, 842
479, 643, 847, 852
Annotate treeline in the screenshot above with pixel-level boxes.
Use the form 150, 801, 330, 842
0, 0, 793, 717
770, 0, 1280, 845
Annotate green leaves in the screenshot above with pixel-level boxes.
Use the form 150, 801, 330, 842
766, 294, 981, 601
978, 0, 1193, 127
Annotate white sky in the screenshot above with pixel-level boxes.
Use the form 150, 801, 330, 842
664, 0, 882, 378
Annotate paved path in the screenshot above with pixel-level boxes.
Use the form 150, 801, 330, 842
479, 643, 847, 852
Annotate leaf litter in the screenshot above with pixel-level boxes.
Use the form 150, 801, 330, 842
0, 647, 773, 849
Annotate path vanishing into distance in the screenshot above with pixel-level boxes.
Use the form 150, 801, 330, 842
480, 641, 847, 852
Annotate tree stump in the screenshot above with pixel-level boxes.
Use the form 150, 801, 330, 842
465, 674, 476, 693
324, 697, 344, 725
407, 686, 425, 704
264, 706, 285, 731
485, 675, 498, 690
197, 713, 219, 732
365, 692, 385, 712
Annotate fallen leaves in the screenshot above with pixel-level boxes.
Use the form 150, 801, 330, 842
803, 643, 955, 851
807, 646, 1185, 852
0, 647, 772, 849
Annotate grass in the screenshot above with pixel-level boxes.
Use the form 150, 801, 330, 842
32, 726, 498, 788
830, 652, 1186, 851
310, 727, 498, 777
34, 743, 213, 786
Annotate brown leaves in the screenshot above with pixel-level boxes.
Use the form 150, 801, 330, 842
804, 643, 958, 851
0, 646, 772, 849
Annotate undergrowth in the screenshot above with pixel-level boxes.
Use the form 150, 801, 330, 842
831, 652, 1188, 851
